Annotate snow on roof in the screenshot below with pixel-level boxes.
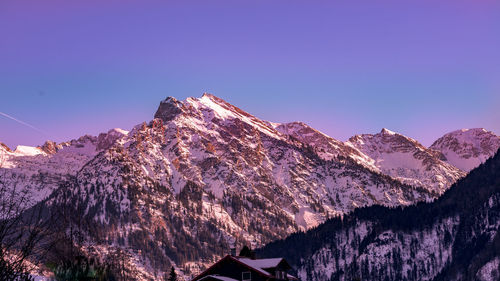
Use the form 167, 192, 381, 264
237, 257, 283, 269
199, 275, 239, 281
234, 257, 298, 280
230, 257, 272, 276
232, 257, 288, 277
193, 255, 297, 281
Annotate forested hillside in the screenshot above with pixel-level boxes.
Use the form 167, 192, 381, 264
258, 149, 500, 281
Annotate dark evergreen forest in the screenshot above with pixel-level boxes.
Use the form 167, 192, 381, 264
258, 149, 500, 281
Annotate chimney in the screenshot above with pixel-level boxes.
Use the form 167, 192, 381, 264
250, 240, 257, 259
250, 250, 256, 260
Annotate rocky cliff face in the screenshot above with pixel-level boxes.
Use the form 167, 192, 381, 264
430, 128, 500, 172
275, 122, 376, 168
347, 128, 465, 194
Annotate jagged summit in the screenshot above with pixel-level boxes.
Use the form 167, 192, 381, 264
349, 128, 408, 144
200, 92, 225, 102
154, 96, 184, 122
39, 140, 59, 154
154, 93, 282, 140
380, 128, 396, 135
347, 128, 464, 192
443, 127, 490, 136
96, 128, 128, 150
430, 127, 500, 172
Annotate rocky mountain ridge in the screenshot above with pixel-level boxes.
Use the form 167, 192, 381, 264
430, 128, 500, 172
0, 128, 128, 205
2, 93, 499, 279
347, 128, 465, 193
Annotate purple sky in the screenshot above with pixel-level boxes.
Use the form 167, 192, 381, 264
1, 0, 499, 149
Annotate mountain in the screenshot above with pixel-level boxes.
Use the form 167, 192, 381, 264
430, 128, 500, 172
257, 148, 500, 281
23, 94, 435, 279
347, 128, 465, 193
274, 121, 375, 167
0, 128, 128, 207
2, 93, 497, 279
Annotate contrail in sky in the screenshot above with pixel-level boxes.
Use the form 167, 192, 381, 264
0, 111, 47, 135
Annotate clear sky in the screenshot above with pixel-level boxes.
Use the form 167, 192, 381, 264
1, 0, 499, 149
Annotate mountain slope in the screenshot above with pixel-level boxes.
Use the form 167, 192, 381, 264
346, 128, 465, 194
36, 94, 434, 279
274, 121, 376, 169
430, 128, 500, 172
258, 148, 500, 281
0, 129, 128, 206
4, 94, 498, 279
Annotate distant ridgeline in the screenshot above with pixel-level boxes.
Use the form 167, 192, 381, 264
257, 149, 500, 281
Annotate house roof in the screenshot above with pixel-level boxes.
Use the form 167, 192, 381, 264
237, 257, 283, 269
198, 275, 239, 281
191, 255, 272, 281
232, 257, 277, 276
191, 255, 298, 281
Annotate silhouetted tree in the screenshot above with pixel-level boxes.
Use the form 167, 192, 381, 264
239, 245, 252, 258
168, 266, 177, 281
0, 164, 55, 281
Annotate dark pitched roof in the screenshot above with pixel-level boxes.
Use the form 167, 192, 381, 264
191, 255, 298, 281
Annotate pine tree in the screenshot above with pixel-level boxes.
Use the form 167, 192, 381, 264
168, 266, 177, 281
239, 245, 252, 258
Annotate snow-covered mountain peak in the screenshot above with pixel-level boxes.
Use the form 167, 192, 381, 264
153, 93, 247, 123
13, 145, 46, 156
460, 128, 486, 133
109, 128, 129, 135
96, 128, 128, 150
380, 128, 396, 135
39, 140, 60, 154
154, 96, 185, 122
347, 129, 464, 192
195, 93, 268, 124
430, 128, 500, 172
155, 93, 283, 140
348, 129, 424, 154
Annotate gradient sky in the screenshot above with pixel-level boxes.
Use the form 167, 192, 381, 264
1, 0, 499, 149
